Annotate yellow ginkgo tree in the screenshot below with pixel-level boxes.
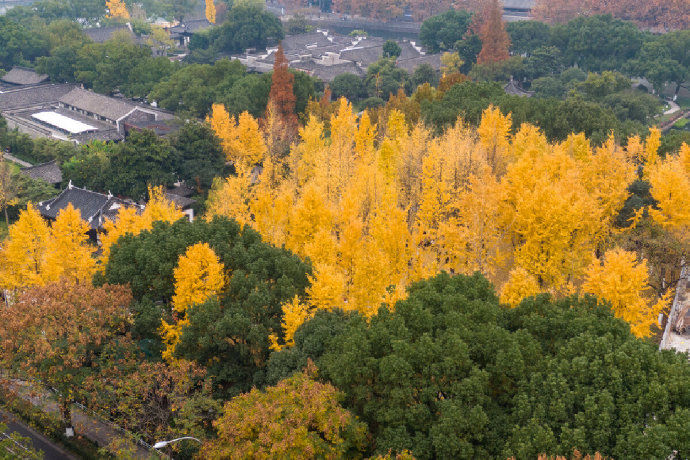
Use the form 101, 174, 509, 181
161, 242, 225, 361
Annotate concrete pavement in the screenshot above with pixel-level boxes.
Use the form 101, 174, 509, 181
1, 409, 77, 460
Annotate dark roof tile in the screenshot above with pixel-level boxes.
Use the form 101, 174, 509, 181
1, 67, 49, 86
21, 160, 62, 184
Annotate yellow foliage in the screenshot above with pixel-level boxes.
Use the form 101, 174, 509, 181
647, 153, 690, 231
500, 267, 541, 308
106, 0, 130, 18
206, 104, 640, 343
44, 204, 96, 284
208, 105, 267, 167
583, 248, 666, 338
101, 186, 184, 266
0, 203, 49, 290
205, 0, 216, 23
270, 296, 312, 351
162, 242, 225, 361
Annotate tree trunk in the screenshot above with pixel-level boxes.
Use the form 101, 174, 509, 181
59, 399, 75, 437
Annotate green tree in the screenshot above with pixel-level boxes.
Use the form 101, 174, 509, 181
419, 10, 474, 53
173, 121, 225, 191
108, 129, 179, 199
330, 73, 367, 102
222, 73, 272, 118
632, 30, 690, 95
268, 272, 690, 459
103, 217, 312, 397
549, 15, 643, 72
365, 58, 410, 100
206, 5, 283, 54
412, 63, 439, 88
383, 40, 402, 59
149, 59, 248, 117
506, 20, 551, 56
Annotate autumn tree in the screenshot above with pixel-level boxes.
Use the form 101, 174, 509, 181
106, 0, 130, 19
583, 248, 669, 337
100, 185, 185, 266
44, 204, 96, 284
266, 44, 298, 155
0, 281, 132, 436
161, 243, 225, 361
0, 152, 17, 226
205, 0, 216, 24
476, 0, 511, 64
199, 363, 368, 459
208, 104, 267, 167
0, 203, 49, 291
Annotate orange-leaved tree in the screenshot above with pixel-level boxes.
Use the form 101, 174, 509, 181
199, 363, 368, 459
582, 248, 670, 337
0, 281, 132, 436
476, 0, 511, 64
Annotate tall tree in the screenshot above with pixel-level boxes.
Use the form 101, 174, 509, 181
476, 0, 511, 65
268, 44, 298, 134
0, 281, 132, 436
0, 152, 17, 226
44, 204, 97, 284
0, 203, 49, 291
205, 0, 216, 23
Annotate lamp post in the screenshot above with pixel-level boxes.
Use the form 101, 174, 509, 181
153, 436, 201, 450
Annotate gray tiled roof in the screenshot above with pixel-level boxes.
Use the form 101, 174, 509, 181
281, 32, 333, 52
59, 87, 137, 121
0, 84, 75, 111
165, 192, 195, 209
21, 160, 62, 184
1, 67, 49, 86
340, 46, 383, 67
84, 24, 134, 43
169, 19, 212, 35
503, 0, 535, 10
310, 62, 365, 82
37, 185, 139, 229
396, 54, 442, 73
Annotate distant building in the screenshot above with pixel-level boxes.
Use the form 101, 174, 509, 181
168, 19, 213, 48
236, 30, 441, 85
83, 24, 136, 43
20, 160, 62, 186
0, 84, 173, 144
0, 67, 49, 88
37, 182, 141, 239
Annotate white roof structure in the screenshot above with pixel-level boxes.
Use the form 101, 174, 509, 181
31, 111, 96, 134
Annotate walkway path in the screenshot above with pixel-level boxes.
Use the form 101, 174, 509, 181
2, 152, 32, 168
5, 379, 155, 459
664, 100, 681, 116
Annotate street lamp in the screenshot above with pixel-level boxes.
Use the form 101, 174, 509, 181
153, 437, 202, 450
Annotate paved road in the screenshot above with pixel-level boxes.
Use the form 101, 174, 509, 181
0, 409, 77, 460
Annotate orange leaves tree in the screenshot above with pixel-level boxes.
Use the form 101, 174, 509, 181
476, 0, 510, 65
0, 281, 133, 435
199, 364, 368, 459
